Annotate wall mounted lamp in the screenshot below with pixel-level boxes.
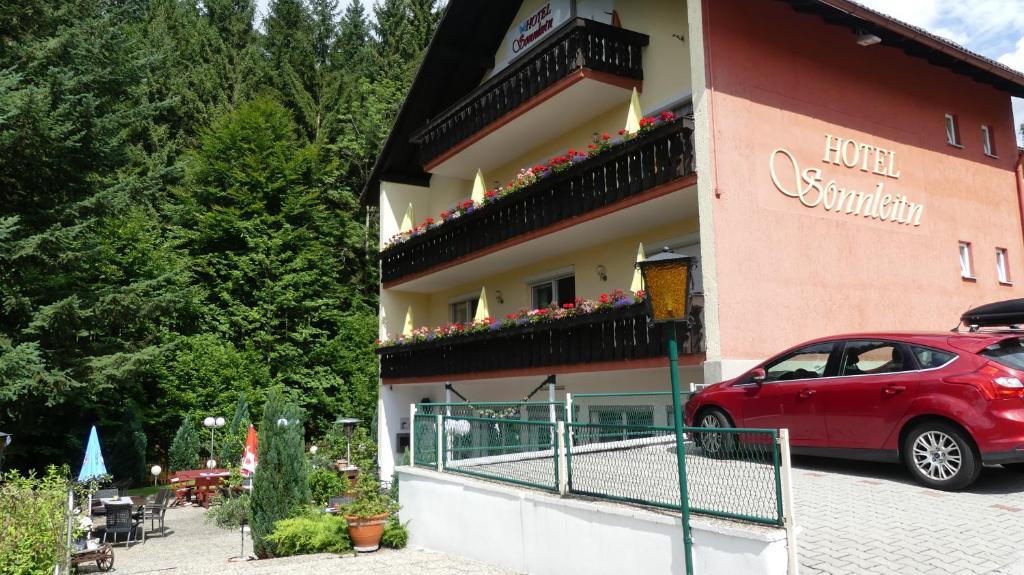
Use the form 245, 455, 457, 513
495, 290, 504, 304
596, 265, 607, 282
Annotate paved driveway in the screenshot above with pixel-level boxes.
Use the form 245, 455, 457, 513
793, 457, 1024, 575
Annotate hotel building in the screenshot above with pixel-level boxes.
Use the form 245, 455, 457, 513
364, 0, 1024, 478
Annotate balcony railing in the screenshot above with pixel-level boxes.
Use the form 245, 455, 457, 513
381, 119, 694, 284
411, 18, 650, 166
377, 302, 704, 380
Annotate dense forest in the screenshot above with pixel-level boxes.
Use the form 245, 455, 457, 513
0, 0, 438, 482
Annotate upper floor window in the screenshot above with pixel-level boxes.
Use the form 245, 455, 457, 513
997, 248, 1011, 284
959, 241, 974, 279
450, 296, 479, 324
982, 125, 996, 157
530, 273, 575, 309
945, 114, 961, 147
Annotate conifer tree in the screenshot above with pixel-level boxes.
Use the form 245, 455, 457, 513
168, 418, 201, 472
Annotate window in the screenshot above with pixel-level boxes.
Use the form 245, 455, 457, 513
945, 114, 961, 147
839, 341, 911, 376
449, 297, 479, 324
981, 337, 1024, 371
997, 248, 1011, 284
910, 346, 956, 369
530, 274, 575, 308
982, 125, 996, 157
764, 342, 834, 382
959, 242, 973, 278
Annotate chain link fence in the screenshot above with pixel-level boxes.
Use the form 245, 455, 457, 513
441, 415, 559, 491
412, 414, 438, 468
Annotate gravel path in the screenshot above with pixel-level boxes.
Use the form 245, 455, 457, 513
81, 505, 518, 575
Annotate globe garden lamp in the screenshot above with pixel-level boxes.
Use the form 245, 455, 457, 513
636, 246, 695, 575
335, 417, 361, 466
206, 459, 216, 469
150, 465, 162, 486
204, 415, 225, 467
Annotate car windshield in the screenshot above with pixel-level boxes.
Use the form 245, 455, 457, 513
980, 337, 1024, 371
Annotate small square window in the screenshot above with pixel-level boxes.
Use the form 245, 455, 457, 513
450, 297, 479, 324
959, 242, 973, 279
530, 275, 575, 309
982, 125, 996, 157
997, 248, 1011, 284
945, 114, 961, 147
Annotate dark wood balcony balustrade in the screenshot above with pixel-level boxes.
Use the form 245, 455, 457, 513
377, 302, 704, 380
411, 18, 650, 166
381, 119, 694, 285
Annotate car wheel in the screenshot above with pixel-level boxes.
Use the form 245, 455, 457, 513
902, 422, 981, 491
694, 408, 735, 458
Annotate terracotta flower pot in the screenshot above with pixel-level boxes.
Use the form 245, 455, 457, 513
345, 513, 389, 552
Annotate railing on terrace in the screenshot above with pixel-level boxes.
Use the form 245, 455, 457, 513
377, 302, 704, 380
410, 407, 793, 528
381, 119, 694, 285
411, 18, 650, 166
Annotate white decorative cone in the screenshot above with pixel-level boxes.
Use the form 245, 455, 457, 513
471, 169, 486, 204
624, 88, 642, 134
631, 242, 646, 293
401, 203, 415, 232
474, 286, 490, 322
403, 305, 415, 336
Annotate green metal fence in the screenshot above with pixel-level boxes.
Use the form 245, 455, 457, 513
412, 414, 438, 468
418, 401, 565, 421
411, 402, 786, 527
441, 415, 559, 492
569, 391, 695, 427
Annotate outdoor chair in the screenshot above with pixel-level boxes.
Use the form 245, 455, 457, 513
91, 489, 119, 516
142, 490, 170, 536
102, 502, 141, 546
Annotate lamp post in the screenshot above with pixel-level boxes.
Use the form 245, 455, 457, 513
203, 416, 226, 468
637, 247, 695, 575
150, 465, 162, 486
334, 417, 360, 466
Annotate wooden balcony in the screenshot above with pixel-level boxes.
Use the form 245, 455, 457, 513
411, 18, 650, 174
377, 302, 705, 383
381, 119, 694, 286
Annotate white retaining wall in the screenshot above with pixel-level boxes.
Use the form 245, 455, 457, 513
398, 466, 790, 575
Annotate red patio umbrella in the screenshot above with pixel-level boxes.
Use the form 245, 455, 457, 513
240, 425, 258, 477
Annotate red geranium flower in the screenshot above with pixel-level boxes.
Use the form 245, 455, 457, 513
425, 217, 435, 225
599, 293, 610, 303
618, 128, 627, 135
602, 132, 610, 140
562, 303, 574, 309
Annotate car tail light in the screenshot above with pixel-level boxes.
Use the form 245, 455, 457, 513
943, 362, 1024, 400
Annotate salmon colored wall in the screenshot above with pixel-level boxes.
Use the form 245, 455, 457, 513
703, 0, 1024, 360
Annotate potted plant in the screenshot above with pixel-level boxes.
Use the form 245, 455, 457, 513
344, 472, 398, 552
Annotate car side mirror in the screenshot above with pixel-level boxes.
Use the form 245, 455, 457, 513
751, 368, 766, 384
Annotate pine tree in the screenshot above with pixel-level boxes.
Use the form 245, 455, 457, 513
250, 389, 309, 558
168, 417, 201, 472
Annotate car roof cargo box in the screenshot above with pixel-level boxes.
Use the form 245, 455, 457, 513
961, 298, 1024, 327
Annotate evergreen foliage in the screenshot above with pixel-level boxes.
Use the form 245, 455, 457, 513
250, 389, 311, 558
168, 418, 200, 472
0, 0, 441, 480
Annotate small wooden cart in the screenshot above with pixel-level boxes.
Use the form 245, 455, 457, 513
71, 543, 114, 572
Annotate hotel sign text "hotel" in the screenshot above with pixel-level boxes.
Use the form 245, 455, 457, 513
769, 134, 924, 226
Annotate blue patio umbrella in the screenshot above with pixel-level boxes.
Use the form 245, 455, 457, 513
77, 426, 107, 482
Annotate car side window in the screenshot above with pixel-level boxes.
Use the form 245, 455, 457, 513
764, 342, 834, 382
839, 341, 911, 376
910, 345, 956, 369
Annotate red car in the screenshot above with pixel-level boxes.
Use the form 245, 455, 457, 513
685, 321, 1024, 490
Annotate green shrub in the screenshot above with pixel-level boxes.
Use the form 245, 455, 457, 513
345, 470, 398, 519
250, 390, 311, 557
264, 514, 352, 556
308, 468, 346, 507
381, 517, 408, 549
205, 494, 251, 529
168, 417, 200, 472
0, 466, 72, 575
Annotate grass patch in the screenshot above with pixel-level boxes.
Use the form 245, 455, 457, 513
125, 485, 161, 497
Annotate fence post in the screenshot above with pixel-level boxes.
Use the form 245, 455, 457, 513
565, 393, 574, 446
556, 421, 568, 495
435, 414, 443, 473
409, 404, 417, 467
779, 428, 799, 575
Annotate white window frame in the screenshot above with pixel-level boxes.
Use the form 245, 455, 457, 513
981, 125, 996, 157
997, 248, 1011, 284
945, 114, 962, 147
448, 293, 480, 324
526, 266, 575, 309
959, 242, 974, 279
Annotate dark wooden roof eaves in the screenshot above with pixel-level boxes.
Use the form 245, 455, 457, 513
781, 0, 1024, 97
360, 0, 523, 205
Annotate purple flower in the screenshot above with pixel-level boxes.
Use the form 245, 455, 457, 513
613, 298, 633, 308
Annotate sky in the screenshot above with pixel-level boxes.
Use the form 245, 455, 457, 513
253, 0, 1024, 137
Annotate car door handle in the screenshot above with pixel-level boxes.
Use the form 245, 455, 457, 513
797, 389, 816, 399
883, 385, 907, 395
